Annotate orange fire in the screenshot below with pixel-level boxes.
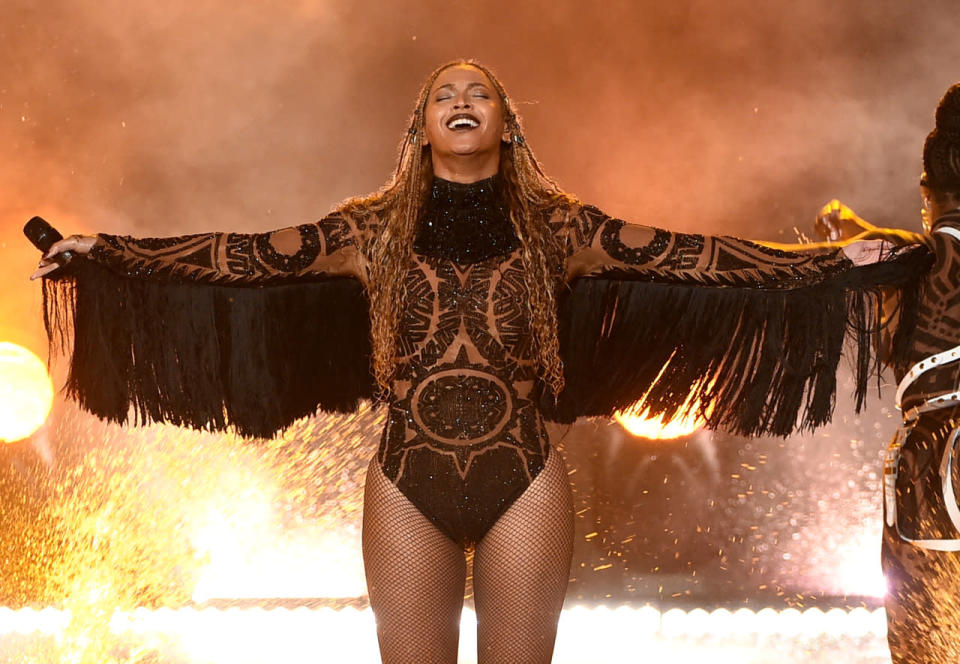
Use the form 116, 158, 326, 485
613, 355, 710, 440
614, 401, 705, 440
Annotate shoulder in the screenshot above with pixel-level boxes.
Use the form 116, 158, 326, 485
326, 198, 388, 248
544, 200, 610, 247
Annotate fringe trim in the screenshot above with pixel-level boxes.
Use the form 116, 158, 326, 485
43, 245, 932, 441
43, 261, 374, 439
542, 245, 934, 436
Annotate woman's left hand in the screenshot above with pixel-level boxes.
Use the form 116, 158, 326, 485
29, 234, 97, 280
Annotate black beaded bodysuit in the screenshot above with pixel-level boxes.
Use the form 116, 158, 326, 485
82, 175, 889, 548
382, 177, 540, 546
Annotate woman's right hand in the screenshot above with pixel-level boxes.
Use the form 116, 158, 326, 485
814, 199, 876, 242
29, 234, 97, 280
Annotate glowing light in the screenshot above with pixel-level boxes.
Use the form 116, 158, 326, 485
614, 401, 705, 439
612, 356, 711, 439
191, 517, 367, 602
0, 342, 54, 442
827, 528, 888, 597
1, 401, 382, 663
0, 604, 894, 661
660, 607, 688, 637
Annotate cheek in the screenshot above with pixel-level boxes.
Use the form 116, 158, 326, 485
423, 106, 445, 143
491, 106, 508, 134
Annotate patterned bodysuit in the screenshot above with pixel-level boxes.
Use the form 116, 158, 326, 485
87, 175, 856, 547
879, 210, 960, 663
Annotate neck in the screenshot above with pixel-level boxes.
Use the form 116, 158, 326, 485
412, 174, 519, 264
430, 151, 501, 183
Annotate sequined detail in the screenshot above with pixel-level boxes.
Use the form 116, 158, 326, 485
414, 371, 511, 444
252, 224, 325, 273
599, 218, 671, 265
376, 176, 546, 546
413, 175, 520, 264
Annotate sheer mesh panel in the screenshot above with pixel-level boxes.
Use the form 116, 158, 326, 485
363, 459, 466, 663
362, 449, 574, 664
473, 449, 574, 664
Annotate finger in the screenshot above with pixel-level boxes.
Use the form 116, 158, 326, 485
43, 235, 90, 259
43, 237, 73, 259
815, 211, 838, 231
813, 221, 831, 241
29, 263, 61, 280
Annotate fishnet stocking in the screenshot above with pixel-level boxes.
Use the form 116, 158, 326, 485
363, 458, 466, 664
473, 448, 574, 664
362, 448, 574, 664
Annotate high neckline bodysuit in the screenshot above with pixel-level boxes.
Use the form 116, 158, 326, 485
380, 175, 540, 547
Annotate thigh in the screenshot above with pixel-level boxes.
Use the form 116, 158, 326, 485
362, 458, 467, 664
472, 447, 575, 664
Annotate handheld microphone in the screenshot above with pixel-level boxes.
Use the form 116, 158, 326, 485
23, 216, 74, 265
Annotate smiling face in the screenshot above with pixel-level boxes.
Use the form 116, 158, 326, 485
423, 64, 509, 179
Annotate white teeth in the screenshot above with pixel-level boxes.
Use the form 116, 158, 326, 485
447, 117, 479, 129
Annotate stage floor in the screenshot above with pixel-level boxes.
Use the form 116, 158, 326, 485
0, 604, 894, 663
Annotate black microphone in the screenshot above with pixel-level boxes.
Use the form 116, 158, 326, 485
23, 216, 75, 266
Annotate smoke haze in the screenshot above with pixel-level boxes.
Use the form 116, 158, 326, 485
3, 0, 958, 352
2, 0, 960, 609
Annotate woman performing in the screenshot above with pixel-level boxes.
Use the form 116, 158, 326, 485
816, 83, 960, 664
31, 61, 929, 663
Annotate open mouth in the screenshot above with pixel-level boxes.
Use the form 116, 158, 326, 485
446, 113, 480, 131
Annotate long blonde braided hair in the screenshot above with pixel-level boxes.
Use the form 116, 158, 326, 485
340, 60, 577, 398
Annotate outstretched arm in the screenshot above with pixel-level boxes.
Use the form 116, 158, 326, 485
547, 201, 933, 435
561, 203, 857, 286
31, 211, 371, 284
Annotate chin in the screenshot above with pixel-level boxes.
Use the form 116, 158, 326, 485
448, 140, 498, 156
449, 146, 482, 156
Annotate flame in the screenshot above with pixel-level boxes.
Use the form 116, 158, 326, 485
0, 342, 54, 443
611, 353, 712, 440
614, 401, 705, 439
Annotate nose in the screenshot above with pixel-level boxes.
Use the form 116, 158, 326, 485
453, 91, 472, 109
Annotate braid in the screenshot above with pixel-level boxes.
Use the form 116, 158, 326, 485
340, 60, 577, 398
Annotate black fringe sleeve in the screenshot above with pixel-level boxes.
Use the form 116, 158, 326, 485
43, 260, 374, 439
542, 245, 933, 437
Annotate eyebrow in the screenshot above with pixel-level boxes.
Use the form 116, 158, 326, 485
434, 82, 490, 93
